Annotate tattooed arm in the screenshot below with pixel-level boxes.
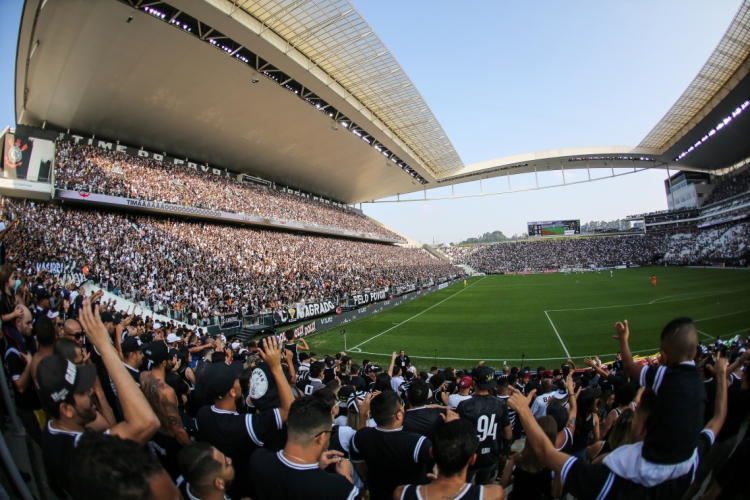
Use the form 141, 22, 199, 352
140, 373, 191, 446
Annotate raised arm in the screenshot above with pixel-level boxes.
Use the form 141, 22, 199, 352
584, 358, 610, 379
508, 392, 570, 477
726, 350, 750, 379
614, 320, 644, 380
705, 353, 729, 438
297, 338, 310, 351
259, 336, 294, 423
388, 351, 397, 379
79, 300, 159, 446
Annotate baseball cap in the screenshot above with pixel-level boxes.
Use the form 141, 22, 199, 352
143, 342, 169, 363
231, 342, 240, 350
166, 334, 181, 344
458, 376, 473, 389
203, 362, 244, 399
346, 391, 366, 413
553, 381, 569, 400
518, 369, 530, 379
36, 355, 97, 411
299, 353, 310, 362
472, 365, 497, 390
121, 336, 145, 354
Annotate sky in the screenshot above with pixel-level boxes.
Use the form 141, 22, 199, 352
0, 0, 742, 244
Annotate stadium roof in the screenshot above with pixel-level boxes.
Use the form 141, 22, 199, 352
231, 0, 464, 175
13, 0, 750, 204
639, 1, 750, 152
14, 0, 463, 204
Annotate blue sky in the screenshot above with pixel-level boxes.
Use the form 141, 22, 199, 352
0, 1, 742, 243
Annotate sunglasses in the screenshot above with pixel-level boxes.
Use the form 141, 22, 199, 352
66, 332, 85, 340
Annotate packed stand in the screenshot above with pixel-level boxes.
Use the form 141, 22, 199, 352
457, 235, 664, 273
54, 142, 401, 240
2, 258, 748, 500
703, 167, 750, 206
663, 222, 750, 264
2, 200, 457, 322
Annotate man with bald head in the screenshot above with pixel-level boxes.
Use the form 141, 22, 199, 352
63, 318, 85, 347
3, 305, 44, 442
530, 379, 555, 418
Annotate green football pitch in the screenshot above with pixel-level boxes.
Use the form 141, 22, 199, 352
305, 267, 750, 371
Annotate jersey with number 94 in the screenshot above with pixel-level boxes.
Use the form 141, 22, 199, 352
456, 395, 511, 468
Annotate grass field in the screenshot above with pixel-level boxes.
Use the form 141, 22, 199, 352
304, 267, 750, 371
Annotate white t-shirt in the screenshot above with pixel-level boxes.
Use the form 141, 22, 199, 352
391, 376, 405, 392
531, 391, 556, 418
448, 393, 472, 408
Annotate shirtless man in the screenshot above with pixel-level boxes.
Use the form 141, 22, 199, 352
141, 342, 190, 480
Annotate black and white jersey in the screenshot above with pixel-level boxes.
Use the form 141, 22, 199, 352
249, 448, 359, 500
560, 430, 715, 500
284, 342, 300, 366
496, 394, 516, 427
195, 405, 282, 499
3, 329, 41, 411
456, 395, 511, 468
324, 365, 337, 383
399, 484, 483, 500
350, 427, 433, 500
298, 377, 326, 396
42, 422, 84, 498
639, 362, 706, 464
296, 363, 311, 383
402, 406, 445, 441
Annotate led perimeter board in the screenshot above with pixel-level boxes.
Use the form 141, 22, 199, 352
528, 220, 580, 237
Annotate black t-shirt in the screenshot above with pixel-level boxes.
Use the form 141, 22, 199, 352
509, 465, 553, 500
397, 355, 410, 368
716, 384, 750, 442
42, 423, 111, 498
0, 291, 15, 320
249, 448, 360, 500
350, 375, 366, 392
403, 406, 445, 441
560, 430, 715, 500
283, 342, 300, 366
3, 328, 41, 411
195, 405, 282, 499
456, 395, 511, 468
639, 363, 706, 464
350, 427, 433, 500
702, 378, 717, 425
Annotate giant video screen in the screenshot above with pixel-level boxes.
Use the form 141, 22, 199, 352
527, 220, 580, 237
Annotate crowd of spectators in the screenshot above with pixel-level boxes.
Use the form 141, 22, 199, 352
2, 199, 458, 321
663, 222, 750, 264
54, 142, 401, 240
703, 167, 750, 206
3, 261, 748, 500
456, 235, 664, 273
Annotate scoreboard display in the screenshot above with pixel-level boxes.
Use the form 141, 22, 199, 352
528, 220, 580, 237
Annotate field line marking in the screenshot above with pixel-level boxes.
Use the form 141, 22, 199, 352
348, 277, 486, 351
694, 308, 750, 322
544, 310, 571, 358
698, 330, 713, 340
352, 346, 661, 363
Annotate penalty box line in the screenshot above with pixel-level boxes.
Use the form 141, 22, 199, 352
348, 277, 487, 352
544, 311, 571, 359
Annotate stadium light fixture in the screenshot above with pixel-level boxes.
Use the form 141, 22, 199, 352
331, 122, 339, 131
675, 97, 749, 161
